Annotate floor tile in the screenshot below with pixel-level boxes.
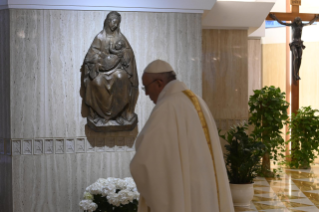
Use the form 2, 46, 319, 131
302, 190, 319, 194
287, 206, 319, 212
270, 187, 299, 193
254, 184, 271, 188
302, 192, 319, 205
286, 171, 319, 179
252, 196, 277, 202
292, 180, 319, 191
260, 209, 293, 212
252, 202, 285, 210
254, 187, 275, 192
254, 189, 273, 195
280, 197, 313, 205
266, 177, 291, 182
253, 201, 286, 208
281, 201, 313, 208
276, 195, 307, 201
234, 206, 257, 211
293, 178, 319, 183
234, 167, 319, 211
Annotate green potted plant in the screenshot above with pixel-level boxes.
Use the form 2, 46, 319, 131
287, 106, 319, 169
248, 86, 289, 177
220, 123, 265, 206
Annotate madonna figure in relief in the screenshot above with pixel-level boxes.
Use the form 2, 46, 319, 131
83, 11, 139, 132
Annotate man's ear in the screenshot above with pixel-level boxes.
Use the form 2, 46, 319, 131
156, 79, 165, 88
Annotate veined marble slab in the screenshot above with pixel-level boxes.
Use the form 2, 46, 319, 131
0, 9, 10, 139
0, 9, 12, 212
10, 10, 202, 139
12, 151, 135, 212
6, 9, 202, 212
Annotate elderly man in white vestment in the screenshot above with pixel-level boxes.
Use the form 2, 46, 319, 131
130, 60, 234, 212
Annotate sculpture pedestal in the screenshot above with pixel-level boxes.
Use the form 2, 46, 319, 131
87, 114, 138, 132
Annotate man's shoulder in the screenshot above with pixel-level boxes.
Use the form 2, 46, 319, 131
153, 91, 197, 117
157, 91, 186, 106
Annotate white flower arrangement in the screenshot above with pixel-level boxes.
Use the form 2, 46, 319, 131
79, 177, 139, 212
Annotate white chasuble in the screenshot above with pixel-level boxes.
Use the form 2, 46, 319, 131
130, 80, 234, 212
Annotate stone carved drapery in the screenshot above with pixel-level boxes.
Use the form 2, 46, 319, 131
83, 11, 139, 132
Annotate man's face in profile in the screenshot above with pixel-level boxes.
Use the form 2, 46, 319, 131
142, 74, 161, 104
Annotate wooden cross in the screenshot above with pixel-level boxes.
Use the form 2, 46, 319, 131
265, 0, 319, 162
266, 0, 317, 22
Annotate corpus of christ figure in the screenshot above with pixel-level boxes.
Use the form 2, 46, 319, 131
270, 13, 319, 81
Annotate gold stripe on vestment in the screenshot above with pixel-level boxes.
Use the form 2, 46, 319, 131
183, 89, 220, 211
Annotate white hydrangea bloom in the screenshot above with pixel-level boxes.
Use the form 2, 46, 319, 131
116, 179, 127, 190
80, 177, 140, 209
86, 182, 103, 195
107, 192, 121, 206
79, 200, 98, 212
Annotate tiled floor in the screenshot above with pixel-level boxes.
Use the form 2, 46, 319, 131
234, 167, 319, 212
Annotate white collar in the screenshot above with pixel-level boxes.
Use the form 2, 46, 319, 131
156, 80, 188, 104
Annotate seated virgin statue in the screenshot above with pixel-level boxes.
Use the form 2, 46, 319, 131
83, 11, 139, 132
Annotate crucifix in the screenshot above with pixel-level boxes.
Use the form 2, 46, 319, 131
266, 0, 319, 163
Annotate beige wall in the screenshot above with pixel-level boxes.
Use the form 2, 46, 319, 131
299, 42, 319, 164
248, 39, 262, 99
202, 29, 249, 153
262, 43, 286, 92
3, 9, 202, 212
262, 43, 287, 159
262, 41, 319, 164
299, 42, 319, 110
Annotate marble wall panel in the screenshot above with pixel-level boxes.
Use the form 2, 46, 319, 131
44, 10, 83, 138
10, 9, 45, 138
12, 151, 135, 212
122, 12, 202, 130
10, 10, 201, 138
0, 154, 13, 212
202, 29, 248, 121
0, 154, 5, 211
202, 29, 248, 154
0, 9, 12, 212
5, 154, 13, 212
0, 9, 10, 139
8, 9, 203, 212
41, 11, 202, 137
248, 39, 262, 99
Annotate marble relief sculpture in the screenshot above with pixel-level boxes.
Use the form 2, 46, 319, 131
83, 11, 139, 132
